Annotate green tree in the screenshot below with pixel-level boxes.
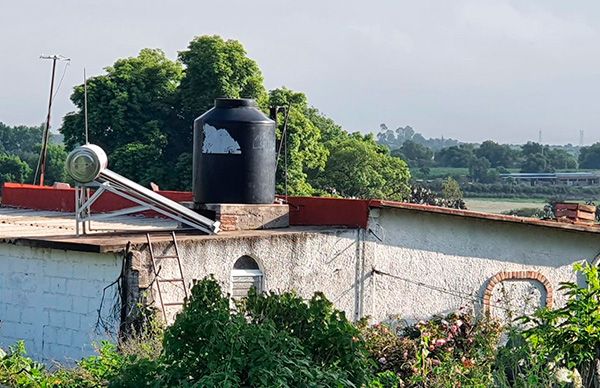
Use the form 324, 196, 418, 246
435, 145, 475, 167
129, 277, 372, 387
442, 177, 463, 202
269, 88, 328, 195
0, 123, 43, 158
0, 154, 31, 185
61, 48, 183, 154
110, 142, 167, 187
521, 153, 552, 173
521, 141, 544, 155
61, 49, 183, 187
475, 140, 517, 168
61, 37, 268, 190
172, 35, 268, 157
392, 140, 433, 168
41, 143, 68, 184
519, 263, 600, 386
468, 157, 498, 183
579, 143, 600, 169
316, 134, 410, 200
546, 148, 577, 170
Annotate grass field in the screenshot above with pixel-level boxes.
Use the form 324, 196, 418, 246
413, 167, 600, 180
465, 197, 546, 214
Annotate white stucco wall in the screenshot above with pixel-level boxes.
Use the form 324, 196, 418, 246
150, 229, 364, 322
367, 207, 599, 322
0, 244, 121, 363
149, 209, 599, 326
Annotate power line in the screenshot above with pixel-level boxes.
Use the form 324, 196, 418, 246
372, 268, 535, 313
51, 60, 70, 100
34, 54, 70, 186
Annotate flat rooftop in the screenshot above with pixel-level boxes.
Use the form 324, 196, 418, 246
0, 207, 336, 254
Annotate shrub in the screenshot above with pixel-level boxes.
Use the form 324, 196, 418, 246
128, 276, 371, 386
243, 288, 373, 383
360, 311, 502, 387
515, 262, 600, 387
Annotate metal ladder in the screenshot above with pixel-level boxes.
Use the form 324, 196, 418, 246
146, 231, 188, 322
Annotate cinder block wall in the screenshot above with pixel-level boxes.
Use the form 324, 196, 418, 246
0, 244, 121, 363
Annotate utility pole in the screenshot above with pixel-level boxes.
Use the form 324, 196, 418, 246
36, 54, 70, 186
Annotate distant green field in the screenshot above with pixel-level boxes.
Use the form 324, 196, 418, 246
465, 198, 545, 214
465, 197, 593, 214
413, 167, 600, 180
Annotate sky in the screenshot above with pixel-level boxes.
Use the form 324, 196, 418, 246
1, 0, 599, 145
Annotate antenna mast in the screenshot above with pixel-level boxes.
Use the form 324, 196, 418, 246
36, 54, 70, 186
84, 68, 89, 144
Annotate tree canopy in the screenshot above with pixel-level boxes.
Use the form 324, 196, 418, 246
317, 134, 410, 200
392, 140, 433, 168
0, 122, 66, 186
57, 36, 412, 200
579, 143, 600, 169
434, 145, 474, 168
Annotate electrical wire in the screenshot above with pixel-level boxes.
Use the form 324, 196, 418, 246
372, 268, 536, 313
52, 60, 70, 100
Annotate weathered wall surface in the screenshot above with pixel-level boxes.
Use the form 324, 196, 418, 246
141, 208, 599, 327
0, 244, 121, 363
146, 229, 365, 322
367, 207, 599, 322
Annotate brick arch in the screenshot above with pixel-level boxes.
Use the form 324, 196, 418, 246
483, 271, 553, 312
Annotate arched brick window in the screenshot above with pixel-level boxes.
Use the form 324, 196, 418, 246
231, 256, 263, 298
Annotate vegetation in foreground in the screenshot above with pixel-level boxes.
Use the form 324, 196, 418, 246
1, 263, 600, 387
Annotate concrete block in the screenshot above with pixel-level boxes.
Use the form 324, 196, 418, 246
71, 296, 92, 315
4, 304, 22, 323
44, 343, 70, 362
48, 277, 67, 294
46, 294, 73, 312
53, 327, 74, 346
63, 313, 81, 330
20, 307, 38, 324
43, 260, 73, 278
12, 323, 34, 340
0, 322, 26, 340
48, 310, 66, 327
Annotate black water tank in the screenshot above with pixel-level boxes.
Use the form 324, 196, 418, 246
193, 98, 276, 205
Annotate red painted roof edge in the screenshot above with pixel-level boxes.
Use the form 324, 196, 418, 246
369, 200, 600, 234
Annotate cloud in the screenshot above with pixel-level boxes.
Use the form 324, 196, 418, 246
458, 0, 595, 43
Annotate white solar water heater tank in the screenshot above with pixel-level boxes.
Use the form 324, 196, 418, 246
65, 143, 220, 234
65, 144, 108, 183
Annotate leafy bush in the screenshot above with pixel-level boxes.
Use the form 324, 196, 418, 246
243, 288, 373, 383
0, 341, 49, 387
120, 276, 372, 387
409, 185, 466, 209
501, 207, 547, 218
514, 263, 600, 387
360, 311, 502, 387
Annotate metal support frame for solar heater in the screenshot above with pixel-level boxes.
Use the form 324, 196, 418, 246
74, 181, 216, 236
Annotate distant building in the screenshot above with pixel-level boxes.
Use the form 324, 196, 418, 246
500, 172, 600, 186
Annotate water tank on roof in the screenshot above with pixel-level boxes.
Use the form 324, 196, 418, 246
193, 98, 276, 206
65, 144, 108, 183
